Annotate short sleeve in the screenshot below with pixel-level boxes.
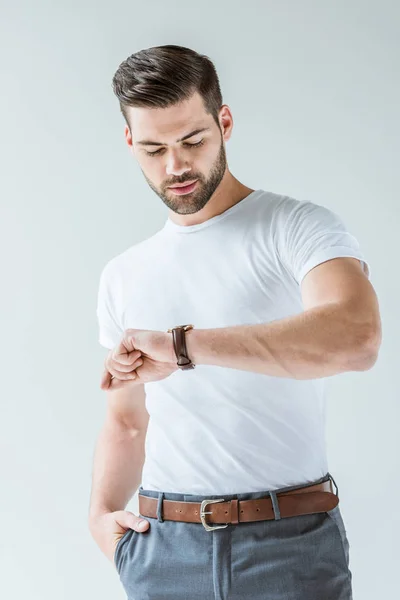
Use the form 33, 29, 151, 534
96, 263, 124, 350
275, 198, 371, 285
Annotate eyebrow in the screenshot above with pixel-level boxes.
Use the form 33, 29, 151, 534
136, 127, 211, 147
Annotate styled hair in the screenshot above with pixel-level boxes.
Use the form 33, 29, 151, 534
111, 44, 223, 130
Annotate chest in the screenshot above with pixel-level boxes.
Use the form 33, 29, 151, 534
119, 232, 302, 333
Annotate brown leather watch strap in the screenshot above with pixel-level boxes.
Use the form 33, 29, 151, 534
167, 324, 195, 370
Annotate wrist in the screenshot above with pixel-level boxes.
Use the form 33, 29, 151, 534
88, 506, 113, 523
184, 326, 196, 363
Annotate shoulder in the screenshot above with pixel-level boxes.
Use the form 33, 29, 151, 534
269, 193, 345, 240
270, 192, 340, 222
254, 190, 327, 228
99, 229, 165, 283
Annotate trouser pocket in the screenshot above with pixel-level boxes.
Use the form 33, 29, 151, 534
114, 528, 134, 572
325, 505, 351, 573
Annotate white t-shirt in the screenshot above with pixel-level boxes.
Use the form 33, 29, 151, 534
96, 189, 370, 495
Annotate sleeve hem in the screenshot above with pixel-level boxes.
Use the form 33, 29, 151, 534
297, 247, 371, 285
98, 335, 115, 350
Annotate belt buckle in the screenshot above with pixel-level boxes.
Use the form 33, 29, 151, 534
200, 498, 229, 531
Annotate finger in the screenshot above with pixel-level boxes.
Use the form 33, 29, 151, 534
100, 368, 112, 390
117, 350, 142, 365
107, 368, 137, 382
106, 378, 127, 391
100, 358, 143, 391
100, 370, 136, 391
100, 365, 137, 391
109, 355, 142, 373
108, 358, 143, 379
109, 340, 130, 365
112, 343, 141, 366
115, 336, 138, 357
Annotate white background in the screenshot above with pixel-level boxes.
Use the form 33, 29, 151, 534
1, 1, 398, 598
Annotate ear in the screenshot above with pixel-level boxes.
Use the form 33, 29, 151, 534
218, 105, 233, 142
125, 126, 134, 151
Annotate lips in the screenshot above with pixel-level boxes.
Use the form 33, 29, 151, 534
168, 180, 198, 195
169, 180, 198, 188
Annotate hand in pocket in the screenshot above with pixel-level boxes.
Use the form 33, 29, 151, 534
89, 509, 150, 565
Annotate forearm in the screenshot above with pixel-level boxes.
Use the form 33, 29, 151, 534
185, 302, 378, 379
88, 417, 146, 520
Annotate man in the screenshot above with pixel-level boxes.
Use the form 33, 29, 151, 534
88, 44, 381, 600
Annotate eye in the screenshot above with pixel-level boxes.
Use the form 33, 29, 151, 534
145, 139, 205, 157
184, 139, 205, 149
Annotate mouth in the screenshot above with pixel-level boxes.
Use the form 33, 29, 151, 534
168, 180, 198, 195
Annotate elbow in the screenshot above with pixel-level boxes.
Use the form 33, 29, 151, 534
352, 320, 382, 371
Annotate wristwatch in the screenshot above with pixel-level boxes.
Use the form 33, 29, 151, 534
166, 324, 196, 370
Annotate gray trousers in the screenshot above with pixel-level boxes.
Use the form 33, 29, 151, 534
114, 472, 352, 599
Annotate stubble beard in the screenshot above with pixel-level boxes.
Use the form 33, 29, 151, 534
143, 138, 227, 215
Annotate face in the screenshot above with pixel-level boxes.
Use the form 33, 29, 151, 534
124, 91, 232, 215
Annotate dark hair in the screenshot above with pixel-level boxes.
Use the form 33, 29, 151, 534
111, 45, 223, 130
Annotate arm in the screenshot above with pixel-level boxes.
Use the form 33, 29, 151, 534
184, 257, 382, 380
88, 382, 149, 521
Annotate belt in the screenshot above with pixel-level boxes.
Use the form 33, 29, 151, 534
139, 479, 339, 532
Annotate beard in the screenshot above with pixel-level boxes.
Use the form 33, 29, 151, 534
142, 136, 227, 215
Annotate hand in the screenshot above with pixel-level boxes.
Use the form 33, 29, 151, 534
101, 329, 178, 391
88, 510, 150, 567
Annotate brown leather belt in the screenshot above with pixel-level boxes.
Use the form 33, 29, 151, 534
139, 479, 339, 532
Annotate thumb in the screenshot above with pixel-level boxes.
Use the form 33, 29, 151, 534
115, 510, 150, 533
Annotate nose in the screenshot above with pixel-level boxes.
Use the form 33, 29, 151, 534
165, 149, 192, 177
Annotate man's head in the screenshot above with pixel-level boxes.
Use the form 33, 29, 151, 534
111, 45, 233, 215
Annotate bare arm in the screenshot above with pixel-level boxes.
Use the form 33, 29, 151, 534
185, 258, 382, 379
88, 382, 149, 521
